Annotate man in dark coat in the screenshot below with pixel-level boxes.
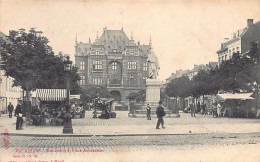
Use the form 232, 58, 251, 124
15, 100, 23, 130
146, 104, 151, 120
8, 102, 14, 118
156, 101, 166, 129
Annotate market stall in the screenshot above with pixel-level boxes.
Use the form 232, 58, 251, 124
216, 93, 255, 118
36, 89, 68, 126
70, 95, 85, 118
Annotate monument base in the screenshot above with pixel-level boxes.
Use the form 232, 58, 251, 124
145, 79, 161, 110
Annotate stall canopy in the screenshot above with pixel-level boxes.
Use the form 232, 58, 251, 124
36, 89, 68, 101
216, 93, 254, 101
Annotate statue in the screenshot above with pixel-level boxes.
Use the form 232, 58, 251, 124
147, 49, 159, 79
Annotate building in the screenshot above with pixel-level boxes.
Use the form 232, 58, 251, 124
206, 62, 218, 70
186, 64, 211, 80
75, 28, 159, 102
217, 19, 260, 66
0, 32, 22, 114
165, 69, 190, 84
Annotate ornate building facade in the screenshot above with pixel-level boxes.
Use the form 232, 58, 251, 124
75, 28, 159, 102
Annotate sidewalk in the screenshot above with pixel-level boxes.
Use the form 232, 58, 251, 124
1, 111, 260, 136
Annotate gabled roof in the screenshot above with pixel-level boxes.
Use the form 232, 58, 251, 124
208, 62, 218, 69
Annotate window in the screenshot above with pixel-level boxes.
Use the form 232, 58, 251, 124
93, 77, 103, 85
237, 47, 239, 53
225, 55, 227, 60
93, 61, 103, 70
95, 50, 100, 55
229, 50, 231, 56
80, 61, 85, 70
112, 62, 117, 71
219, 57, 221, 64
222, 56, 224, 62
143, 62, 148, 71
80, 76, 85, 85
128, 61, 137, 70
232, 48, 235, 54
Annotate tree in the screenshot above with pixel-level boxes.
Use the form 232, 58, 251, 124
165, 75, 192, 109
0, 28, 80, 115
80, 85, 112, 104
126, 90, 146, 103
217, 52, 253, 93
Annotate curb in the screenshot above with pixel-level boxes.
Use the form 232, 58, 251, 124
1, 133, 198, 137
1, 132, 259, 137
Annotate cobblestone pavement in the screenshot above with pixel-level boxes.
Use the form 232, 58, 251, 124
1, 111, 260, 136
1, 133, 260, 162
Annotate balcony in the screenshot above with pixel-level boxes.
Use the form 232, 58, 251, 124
108, 83, 122, 88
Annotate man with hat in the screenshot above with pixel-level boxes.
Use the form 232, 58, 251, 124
15, 100, 23, 130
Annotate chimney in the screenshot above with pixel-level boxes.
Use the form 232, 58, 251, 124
247, 19, 254, 27
233, 33, 236, 39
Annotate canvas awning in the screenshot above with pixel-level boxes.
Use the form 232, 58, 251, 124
216, 93, 254, 101
36, 89, 68, 101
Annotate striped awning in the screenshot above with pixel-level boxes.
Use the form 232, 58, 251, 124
36, 89, 68, 101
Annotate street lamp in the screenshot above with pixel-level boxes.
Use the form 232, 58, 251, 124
63, 56, 73, 134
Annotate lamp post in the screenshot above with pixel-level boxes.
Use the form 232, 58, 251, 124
63, 56, 73, 134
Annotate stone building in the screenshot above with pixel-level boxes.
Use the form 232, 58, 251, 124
217, 19, 260, 66
74, 28, 159, 102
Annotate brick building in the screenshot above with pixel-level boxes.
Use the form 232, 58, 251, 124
75, 28, 158, 102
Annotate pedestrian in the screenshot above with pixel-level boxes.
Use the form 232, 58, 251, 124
217, 102, 222, 117
201, 103, 206, 115
15, 100, 23, 130
156, 101, 166, 129
190, 102, 196, 117
146, 104, 151, 120
8, 102, 14, 118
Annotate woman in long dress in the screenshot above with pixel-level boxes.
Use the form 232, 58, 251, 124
217, 103, 222, 117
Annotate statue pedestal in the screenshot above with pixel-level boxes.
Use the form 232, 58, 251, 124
145, 79, 161, 109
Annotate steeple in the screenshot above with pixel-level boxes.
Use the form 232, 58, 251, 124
95, 31, 99, 44
131, 31, 134, 40
75, 33, 78, 44
96, 31, 99, 39
75, 33, 78, 55
149, 35, 152, 49
89, 37, 92, 44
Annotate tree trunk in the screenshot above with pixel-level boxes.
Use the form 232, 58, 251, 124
256, 82, 259, 116
25, 81, 31, 119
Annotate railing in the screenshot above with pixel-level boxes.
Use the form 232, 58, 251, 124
108, 84, 122, 87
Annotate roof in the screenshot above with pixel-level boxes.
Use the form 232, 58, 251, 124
139, 45, 150, 56
166, 69, 190, 81
189, 64, 210, 73
216, 93, 254, 101
99, 29, 130, 52
208, 62, 218, 69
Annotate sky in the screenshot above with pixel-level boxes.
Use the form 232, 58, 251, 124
1, 0, 260, 81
